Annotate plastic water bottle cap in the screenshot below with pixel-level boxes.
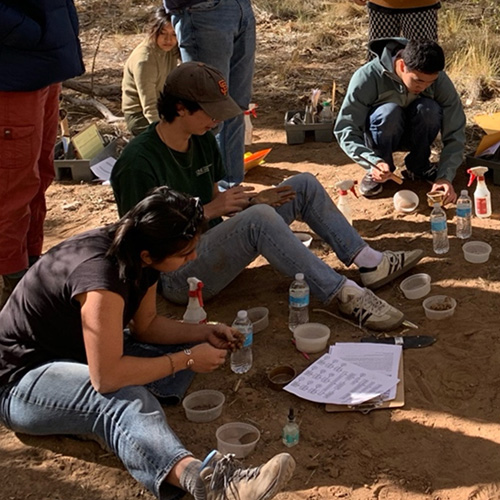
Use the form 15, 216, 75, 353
295, 273, 304, 281
237, 310, 248, 319
461, 190, 468, 196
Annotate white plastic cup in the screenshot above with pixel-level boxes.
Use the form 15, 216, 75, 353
293, 323, 330, 353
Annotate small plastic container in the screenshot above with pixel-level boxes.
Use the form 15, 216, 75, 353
182, 390, 225, 423
293, 323, 331, 353
247, 306, 269, 333
400, 273, 431, 300
426, 190, 445, 207
267, 365, 296, 391
216, 422, 260, 458
294, 232, 313, 248
393, 190, 419, 213
422, 295, 457, 320
462, 241, 492, 264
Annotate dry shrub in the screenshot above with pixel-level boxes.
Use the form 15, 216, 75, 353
254, 0, 317, 21
447, 36, 500, 102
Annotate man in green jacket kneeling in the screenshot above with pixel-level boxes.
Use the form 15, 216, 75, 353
335, 38, 465, 204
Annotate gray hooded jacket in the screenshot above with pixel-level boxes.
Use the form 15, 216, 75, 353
334, 38, 465, 183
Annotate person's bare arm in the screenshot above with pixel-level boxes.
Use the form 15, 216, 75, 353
77, 286, 234, 393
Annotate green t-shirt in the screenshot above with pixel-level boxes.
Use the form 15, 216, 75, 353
111, 123, 225, 218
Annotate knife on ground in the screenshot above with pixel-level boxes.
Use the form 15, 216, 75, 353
360, 335, 436, 349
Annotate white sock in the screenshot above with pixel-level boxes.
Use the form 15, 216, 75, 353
338, 279, 364, 302
354, 246, 383, 269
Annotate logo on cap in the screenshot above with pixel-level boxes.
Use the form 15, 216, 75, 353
218, 79, 228, 96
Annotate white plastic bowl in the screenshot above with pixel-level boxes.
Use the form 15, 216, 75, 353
393, 190, 419, 213
294, 232, 313, 247
182, 390, 225, 423
422, 295, 457, 320
400, 273, 431, 300
216, 422, 260, 458
293, 322, 331, 353
462, 241, 492, 264
247, 306, 269, 333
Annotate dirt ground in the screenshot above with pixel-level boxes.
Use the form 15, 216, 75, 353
3, 2, 500, 499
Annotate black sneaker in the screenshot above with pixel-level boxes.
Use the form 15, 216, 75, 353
359, 172, 383, 197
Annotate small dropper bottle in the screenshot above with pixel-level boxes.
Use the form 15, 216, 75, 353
282, 408, 299, 447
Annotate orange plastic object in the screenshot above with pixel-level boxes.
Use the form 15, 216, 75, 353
244, 148, 272, 172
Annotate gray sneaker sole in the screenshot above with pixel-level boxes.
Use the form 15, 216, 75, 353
364, 250, 424, 290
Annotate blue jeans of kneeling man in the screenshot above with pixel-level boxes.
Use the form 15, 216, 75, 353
366, 97, 442, 175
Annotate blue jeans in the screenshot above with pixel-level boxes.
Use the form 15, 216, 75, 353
170, 0, 256, 188
366, 97, 442, 174
160, 173, 367, 304
0, 361, 191, 500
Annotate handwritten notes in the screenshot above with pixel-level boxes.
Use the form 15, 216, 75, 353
284, 343, 401, 405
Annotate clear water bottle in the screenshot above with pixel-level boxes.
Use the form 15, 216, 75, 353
288, 273, 310, 332
456, 189, 472, 239
230, 310, 253, 374
431, 202, 449, 254
318, 101, 334, 123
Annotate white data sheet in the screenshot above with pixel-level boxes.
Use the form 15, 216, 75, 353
284, 345, 400, 405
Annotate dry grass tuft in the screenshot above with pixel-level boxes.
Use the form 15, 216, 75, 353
447, 36, 500, 103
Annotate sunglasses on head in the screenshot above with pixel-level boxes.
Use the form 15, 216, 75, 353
179, 197, 204, 240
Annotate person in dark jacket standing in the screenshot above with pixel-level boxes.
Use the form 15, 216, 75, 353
0, 0, 85, 309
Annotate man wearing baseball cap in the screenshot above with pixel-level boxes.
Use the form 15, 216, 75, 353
111, 61, 423, 333
163, 61, 242, 122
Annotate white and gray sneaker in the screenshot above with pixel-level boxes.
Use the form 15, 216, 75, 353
338, 285, 404, 331
200, 451, 295, 500
360, 249, 423, 290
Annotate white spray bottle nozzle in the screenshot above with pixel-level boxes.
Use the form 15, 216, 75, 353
467, 166, 488, 187
187, 277, 204, 307
335, 180, 358, 198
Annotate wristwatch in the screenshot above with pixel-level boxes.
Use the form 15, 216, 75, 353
184, 349, 195, 368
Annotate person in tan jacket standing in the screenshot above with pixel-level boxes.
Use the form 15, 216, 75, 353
352, 1, 440, 47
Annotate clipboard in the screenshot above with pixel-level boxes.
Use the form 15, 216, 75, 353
325, 356, 404, 414
71, 123, 105, 160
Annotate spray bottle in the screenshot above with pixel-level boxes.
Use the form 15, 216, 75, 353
183, 277, 207, 324
467, 166, 491, 218
335, 179, 358, 225
244, 103, 257, 145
